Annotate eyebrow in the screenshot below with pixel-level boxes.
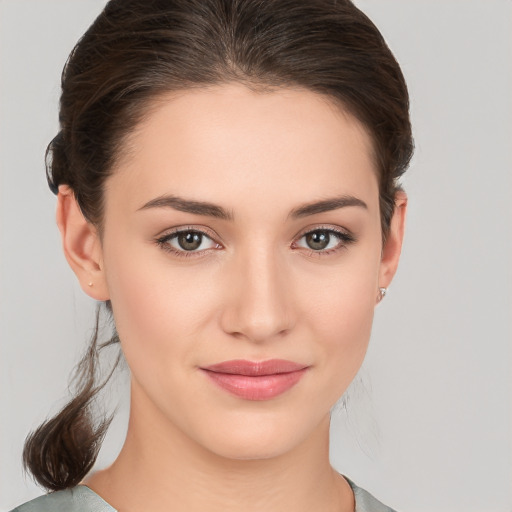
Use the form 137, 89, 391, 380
138, 194, 367, 221
138, 195, 235, 220
288, 195, 367, 219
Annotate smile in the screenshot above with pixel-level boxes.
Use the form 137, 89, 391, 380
200, 359, 309, 400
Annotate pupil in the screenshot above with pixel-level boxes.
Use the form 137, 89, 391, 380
179, 232, 202, 250
307, 231, 330, 250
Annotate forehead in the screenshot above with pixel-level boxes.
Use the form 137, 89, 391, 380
108, 83, 379, 217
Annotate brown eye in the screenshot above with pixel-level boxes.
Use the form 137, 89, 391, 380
304, 230, 331, 251
295, 227, 356, 255
176, 231, 204, 251
156, 229, 219, 257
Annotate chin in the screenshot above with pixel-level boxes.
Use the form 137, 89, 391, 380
206, 434, 301, 462
192, 409, 329, 463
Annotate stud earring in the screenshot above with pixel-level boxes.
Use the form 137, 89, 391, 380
88, 282, 93, 287
377, 287, 387, 302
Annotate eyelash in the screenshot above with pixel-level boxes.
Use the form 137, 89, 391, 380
155, 225, 356, 259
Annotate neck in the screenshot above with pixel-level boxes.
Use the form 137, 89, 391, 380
85, 390, 354, 512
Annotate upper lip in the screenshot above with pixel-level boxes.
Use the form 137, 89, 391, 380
201, 359, 308, 376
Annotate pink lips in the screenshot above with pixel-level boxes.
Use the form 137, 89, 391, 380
200, 359, 309, 401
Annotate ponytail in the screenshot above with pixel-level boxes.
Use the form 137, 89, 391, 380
23, 304, 120, 491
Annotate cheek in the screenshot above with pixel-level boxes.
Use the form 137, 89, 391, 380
102, 241, 185, 368
302, 247, 380, 390
315, 288, 374, 376
102, 238, 223, 378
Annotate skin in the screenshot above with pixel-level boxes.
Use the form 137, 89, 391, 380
56, 83, 407, 512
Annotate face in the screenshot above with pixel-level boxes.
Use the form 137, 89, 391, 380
94, 83, 387, 459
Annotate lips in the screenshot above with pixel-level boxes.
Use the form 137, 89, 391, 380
200, 359, 309, 401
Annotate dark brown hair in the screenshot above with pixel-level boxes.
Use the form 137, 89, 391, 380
24, 0, 413, 491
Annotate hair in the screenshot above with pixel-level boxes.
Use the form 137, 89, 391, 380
24, 0, 413, 491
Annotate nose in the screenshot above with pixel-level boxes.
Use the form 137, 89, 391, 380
219, 245, 295, 344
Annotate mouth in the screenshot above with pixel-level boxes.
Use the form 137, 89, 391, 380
200, 359, 309, 400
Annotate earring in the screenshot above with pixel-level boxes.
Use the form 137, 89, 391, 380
88, 282, 93, 287
377, 287, 387, 302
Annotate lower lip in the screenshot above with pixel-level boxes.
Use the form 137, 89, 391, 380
201, 368, 308, 400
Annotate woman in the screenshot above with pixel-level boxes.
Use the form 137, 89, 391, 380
11, 0, 413, 511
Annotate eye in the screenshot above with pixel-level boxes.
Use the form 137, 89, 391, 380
155, 228, 221, 258
294, 227, 356, 255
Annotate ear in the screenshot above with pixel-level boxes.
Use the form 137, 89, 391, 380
56, 185, 109, 301
378, 189, 408, 291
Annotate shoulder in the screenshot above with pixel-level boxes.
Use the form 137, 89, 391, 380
345, 477, 399, 512
11, 480, 396, 512
10, 486, 116, 512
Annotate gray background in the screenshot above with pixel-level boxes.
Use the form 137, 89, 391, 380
1, 1, 511, 510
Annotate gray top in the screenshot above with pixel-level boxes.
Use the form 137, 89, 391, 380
10, 478, 397, 512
